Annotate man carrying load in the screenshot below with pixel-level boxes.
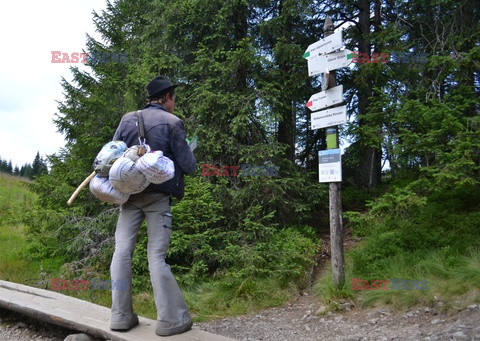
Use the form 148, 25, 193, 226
109, 76, 196, 336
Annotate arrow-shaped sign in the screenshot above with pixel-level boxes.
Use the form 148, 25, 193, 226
310, 105, 347, 130
307, 49, 355, 77
306, 85, 343, 112
303, 30, 343, 59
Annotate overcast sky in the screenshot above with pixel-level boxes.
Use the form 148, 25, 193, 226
0, 0, 107, 168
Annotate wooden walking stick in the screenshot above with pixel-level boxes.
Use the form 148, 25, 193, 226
67, 171, 96, 206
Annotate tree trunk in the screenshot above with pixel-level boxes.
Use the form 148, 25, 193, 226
356, 0, 382, 188
276, 0, 296, 162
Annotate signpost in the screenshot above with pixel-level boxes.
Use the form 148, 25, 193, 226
306, 85, 344, 112
305, 16, 345, 287
306, 49, 355, 77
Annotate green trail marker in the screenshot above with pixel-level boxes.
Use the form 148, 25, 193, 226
303, 29, 343, 59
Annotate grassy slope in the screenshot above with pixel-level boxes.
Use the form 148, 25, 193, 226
314, 184, 480, 313
0, 173, 61, 284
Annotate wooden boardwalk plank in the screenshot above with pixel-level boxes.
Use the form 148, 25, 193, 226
0, 280, 234, 341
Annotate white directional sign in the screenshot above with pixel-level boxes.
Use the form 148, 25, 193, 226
303, 30, 343, 59
306, 85, 343, 112
318, 149, 342, 183
310, 105, 347, 130
307, 49, 355, 77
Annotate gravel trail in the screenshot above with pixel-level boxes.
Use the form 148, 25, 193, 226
197, 294, 480, 341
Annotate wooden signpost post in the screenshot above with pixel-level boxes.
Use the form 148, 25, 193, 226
304, 16, 346, 287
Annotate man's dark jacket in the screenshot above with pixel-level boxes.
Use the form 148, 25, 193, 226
113, 103, 196, 200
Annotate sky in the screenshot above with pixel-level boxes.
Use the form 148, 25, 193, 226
0, 0, 108, 168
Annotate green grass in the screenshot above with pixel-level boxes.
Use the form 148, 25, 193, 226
0, 223, 40, 283
74, 276, 301, 322
0, 173, 64, 285
183, 277, 299, 322
0, 173, 34, 223
315, 197, 480, 314
315, 248, 480, 313
45, 274, 301, 322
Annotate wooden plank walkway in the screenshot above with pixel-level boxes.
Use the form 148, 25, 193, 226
0, 280, 234, 341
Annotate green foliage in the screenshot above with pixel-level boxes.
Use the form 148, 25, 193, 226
316, 240, 480, 312
340, 164, 480, 309
167, 176, 321, 288
183, 226, 321, 320
166, 176, 225, 283
314, 259, 355, 311
23, 204, 118, 270
349, 195, 480, 275
0, 158, 13, 174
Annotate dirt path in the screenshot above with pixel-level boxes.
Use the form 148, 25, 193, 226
197, 294, 480, 341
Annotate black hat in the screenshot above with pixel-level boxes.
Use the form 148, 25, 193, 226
146, 76, 178, 98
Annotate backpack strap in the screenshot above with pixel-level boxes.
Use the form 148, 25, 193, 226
135, 110, 147, 156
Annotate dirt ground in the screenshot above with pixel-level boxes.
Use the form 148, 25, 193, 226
196, 293, 480, 341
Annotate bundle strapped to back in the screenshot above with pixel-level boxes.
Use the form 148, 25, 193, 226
89, 110, 175, 203
132, 110, 175, 184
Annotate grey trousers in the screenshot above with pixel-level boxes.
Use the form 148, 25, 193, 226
110, 192, 192, 331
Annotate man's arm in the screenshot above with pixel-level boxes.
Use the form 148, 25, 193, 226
171, 120, 196, 175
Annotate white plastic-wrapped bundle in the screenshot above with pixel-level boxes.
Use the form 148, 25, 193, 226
92, 141, 128, 177
123, 145, 151, 162
89, 175, 129, 205
137, 151, 175, 184
109, 156, 150, 194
